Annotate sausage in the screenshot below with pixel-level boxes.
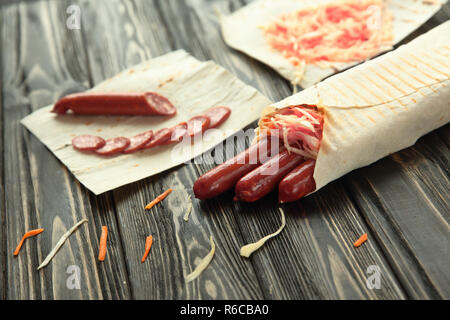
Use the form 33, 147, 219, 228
95, 137, 130, 155
203, 106, 231, 128
72, 135, 106, 151
142, 128, 172, 149
234, 149, 304, 202
187, 115, 210, 137
193, 138, 274, 200
122, 130, 153, 154
164, 122, 188, 144
52, 92, 176, 116
278, 159, 316, 203
144, 92, 177, 116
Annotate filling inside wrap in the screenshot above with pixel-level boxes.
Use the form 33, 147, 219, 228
259, 105, 324, 158
258, 105, 324, 196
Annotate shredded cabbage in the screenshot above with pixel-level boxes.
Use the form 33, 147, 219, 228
260, 105, 324, 159
185, 236, 215, 282
240, 208, 286, 258
262, 0, 393, 67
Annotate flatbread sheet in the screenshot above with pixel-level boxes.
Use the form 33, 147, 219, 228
21, 50, 271, 194
264, 20, 450, 193
221, 0, 445, 88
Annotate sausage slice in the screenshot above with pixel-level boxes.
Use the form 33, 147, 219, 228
95, 137, 130, 155
122, 131, 154, 154
203, 106, 231, 128
72, 135, 106, 151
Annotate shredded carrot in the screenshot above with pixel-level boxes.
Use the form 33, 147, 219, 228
354, 233, 368, 247
98, 226, 108, 261
145, 189, 173, 210
141, 235, 153, 263
13, 228, 44, 256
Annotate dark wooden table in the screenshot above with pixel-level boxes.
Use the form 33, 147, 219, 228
1, 0, 449, 300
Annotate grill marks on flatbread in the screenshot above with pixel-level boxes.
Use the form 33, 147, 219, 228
313, 45, 449, 146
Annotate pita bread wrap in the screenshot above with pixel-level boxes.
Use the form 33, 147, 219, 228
257, 20, 450, 194
221, 0, 445, 88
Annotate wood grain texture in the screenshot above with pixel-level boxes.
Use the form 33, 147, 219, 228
0, 7, 5, 299
1, 0, 131, 299
0, 0, 448, 300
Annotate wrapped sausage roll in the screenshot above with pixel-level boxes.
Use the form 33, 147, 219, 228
256, 20, 450, 198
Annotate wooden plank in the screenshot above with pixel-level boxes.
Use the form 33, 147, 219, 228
78, 0, 264, 299
134, 0, 406, 299
1, 0, 131, 299
345, 128, 450, 299
0, 4, 5, 300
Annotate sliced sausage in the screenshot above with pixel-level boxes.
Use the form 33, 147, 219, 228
52, 92, 176, 116
193, 138, 275, 200
95, 137, 130, 155
187, 115, 210, 137
72, 135, 106, 151
122, 130, 154, 154
234, 149, 304, 202
164, 122, 188, 144
278, 160, 316, 203
142, 128, 173, 149
143, 92, 177, 116
203, 106, 231, 128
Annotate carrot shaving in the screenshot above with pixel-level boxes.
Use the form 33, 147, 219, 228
354, 233, 368, 247
141, 235, 153, 263
13, 228, 44, 256
145, 188, 173, 210
98, 226, 108, 261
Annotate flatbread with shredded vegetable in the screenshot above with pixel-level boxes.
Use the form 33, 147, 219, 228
185, 236, 216, 282
221, 0, 444, 88
240, 208, 286, 258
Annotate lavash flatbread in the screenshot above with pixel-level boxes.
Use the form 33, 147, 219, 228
221, 0, 445, 88
261, 20, 450, 193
